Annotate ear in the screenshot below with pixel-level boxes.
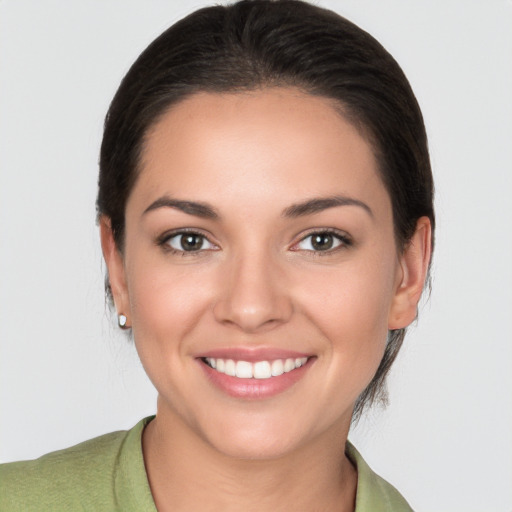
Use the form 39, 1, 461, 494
99, 216, 130, 326
388, 217, 432, 330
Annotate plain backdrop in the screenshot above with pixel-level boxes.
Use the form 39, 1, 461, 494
0, 1, 511, 511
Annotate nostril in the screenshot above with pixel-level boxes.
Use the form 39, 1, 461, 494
212, 258, 293, 331
213, 299, 293, 332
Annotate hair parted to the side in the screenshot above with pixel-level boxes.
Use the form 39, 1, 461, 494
97, 0, 435, 420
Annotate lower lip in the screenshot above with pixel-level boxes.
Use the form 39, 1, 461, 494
198, 358, 314, 400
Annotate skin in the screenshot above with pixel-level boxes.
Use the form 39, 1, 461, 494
101, 88, 431, 511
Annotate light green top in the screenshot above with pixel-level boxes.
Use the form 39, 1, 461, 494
0, 417, 413, 511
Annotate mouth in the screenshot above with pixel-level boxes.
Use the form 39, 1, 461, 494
197, 352, 314, 399
201, 356, 309, 379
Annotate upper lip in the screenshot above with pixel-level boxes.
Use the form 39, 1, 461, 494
196, 347, 312, 362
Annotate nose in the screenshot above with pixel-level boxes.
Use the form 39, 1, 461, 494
213, 249, 293, 333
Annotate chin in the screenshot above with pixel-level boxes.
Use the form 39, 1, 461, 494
197, 407, 339, 462
208, 431, 298, 461
190, 410, 298, 460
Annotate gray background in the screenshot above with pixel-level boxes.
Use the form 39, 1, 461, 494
1, 1, 511, 510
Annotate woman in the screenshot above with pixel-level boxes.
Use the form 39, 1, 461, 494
0, 1, 433, 510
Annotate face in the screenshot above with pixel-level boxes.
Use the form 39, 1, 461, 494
103, 88, 428, 459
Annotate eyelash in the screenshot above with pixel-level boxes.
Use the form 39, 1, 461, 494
157, 229, 218, 256
156, 228, 352, 256
290, 229, 353, 256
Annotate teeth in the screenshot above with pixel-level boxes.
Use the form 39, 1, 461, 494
253, 361, 271, 379
204, 357, 308, 380
224, 359, 236, 377
235, 360, 252, 379
284, 358, 295, 372
271, 359, 284, 376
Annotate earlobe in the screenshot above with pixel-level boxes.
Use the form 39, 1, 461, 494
388, 217, 432, 330
99, 216, 130, 324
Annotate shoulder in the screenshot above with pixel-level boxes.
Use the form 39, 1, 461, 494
0, 429, 128, 511
346, 442, 414, 512
0, 418, 154, 512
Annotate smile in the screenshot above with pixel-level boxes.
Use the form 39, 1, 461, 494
203, 357, 309, 379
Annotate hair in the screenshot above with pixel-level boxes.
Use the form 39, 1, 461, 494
97, 0, 435, 420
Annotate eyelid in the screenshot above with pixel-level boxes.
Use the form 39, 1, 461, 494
156, 228, 219, 253
156, 227, 351, 254
289, 228, 353, 252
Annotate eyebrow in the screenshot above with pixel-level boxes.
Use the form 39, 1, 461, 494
282, 195, 373, 218
143, 196, 219, 219
143, 194, 372, 220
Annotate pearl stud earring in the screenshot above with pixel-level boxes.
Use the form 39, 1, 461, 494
118, 314, 128, 329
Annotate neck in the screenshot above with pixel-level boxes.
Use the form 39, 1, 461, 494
142, 404, 357, 512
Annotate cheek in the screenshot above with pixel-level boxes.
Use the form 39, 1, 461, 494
317, 280, 390, 360
124, 259, 220, 404
318, 291, 389, 407
125, 257, 215, 353
302, 257, 395, 335
297, 257, 397, 384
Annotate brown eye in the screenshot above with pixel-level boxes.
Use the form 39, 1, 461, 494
167, 233, 215, 252
294, 231, 350, 252
181, 234, 204, 251
311, 233, 334, 251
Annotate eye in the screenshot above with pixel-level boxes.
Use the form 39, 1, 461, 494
293, 231, 351, 252
165, 232, 216, 252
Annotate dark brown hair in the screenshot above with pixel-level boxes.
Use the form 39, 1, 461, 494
97, 0, 435, 419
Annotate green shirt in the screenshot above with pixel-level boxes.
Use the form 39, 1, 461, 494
0, 417, 413, 511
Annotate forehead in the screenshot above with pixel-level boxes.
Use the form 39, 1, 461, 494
132, 88, 389, 217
